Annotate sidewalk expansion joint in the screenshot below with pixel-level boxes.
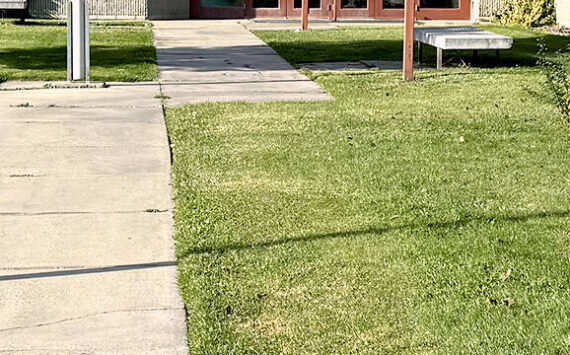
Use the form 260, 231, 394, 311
0, 307, 185, 333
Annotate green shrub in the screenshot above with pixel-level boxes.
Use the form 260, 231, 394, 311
497, 0, 556, 27
538, 39, 570, 123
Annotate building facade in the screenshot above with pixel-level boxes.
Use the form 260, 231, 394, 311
193, 0, 472, 20
29, 0, 476, 20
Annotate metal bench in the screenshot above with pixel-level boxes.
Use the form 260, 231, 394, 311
415, 27, 514, 69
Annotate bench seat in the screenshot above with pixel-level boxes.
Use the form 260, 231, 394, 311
0, 0, 27, 9
414, 27, 514, 69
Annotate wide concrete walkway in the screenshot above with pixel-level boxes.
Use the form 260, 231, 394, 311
0, 84, 188, 354
153, 20, 332, 105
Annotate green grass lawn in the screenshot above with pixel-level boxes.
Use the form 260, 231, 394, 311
166, 26, 570, 353
0, 21, 157, 82
255, 25, 570, 67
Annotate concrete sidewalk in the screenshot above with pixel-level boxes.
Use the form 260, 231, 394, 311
0, 85, 188, 354
0, 20, 332, 353
153, 20, 332, 105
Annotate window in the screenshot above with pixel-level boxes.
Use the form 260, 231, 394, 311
341, 0, 366, 8
254, 0, 278, 7
383, 0, 403, 8
383, 0, 459, 9
421, 0, 459, 8
202, 0, 242, 7
294, 0, 320, 8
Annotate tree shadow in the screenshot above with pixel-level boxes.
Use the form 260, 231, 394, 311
0, 45, 156, 71
267, 33, 570, 69
180, 209, 570, 258
12, 21, 67, 27
269, 39, 406, 64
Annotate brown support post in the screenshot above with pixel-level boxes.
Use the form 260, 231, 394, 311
302, 0, 309, 31
403, 0, 415, 81
332, 0, 338, 21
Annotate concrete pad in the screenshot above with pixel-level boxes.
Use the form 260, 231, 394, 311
162, 80, 331, 105
301, 62, 371, 71
159, 69, 313, 83
0, 309, 188, 355
157, 55, 294, 72
0, 120, 166, 147
0, 146, 168, 177
0, 212, 174, 267
0, 267, 180, 328
0, 106, 164, 124
156, 46, 277, 56
0, 85, 162, 108
300, 61, 420, 71
0, 175, 171, 213
0, 267, 187, 354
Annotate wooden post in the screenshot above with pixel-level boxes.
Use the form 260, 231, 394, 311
301, 0, 309, 31
403, 0, 415, 81
331, 0, 338, 21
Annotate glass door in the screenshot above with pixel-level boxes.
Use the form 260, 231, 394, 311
286, 0, 332, 20
377, 0, 470, 20
246, 0, 286, 17
193, 0, 246, 18
337, 0, 374, 19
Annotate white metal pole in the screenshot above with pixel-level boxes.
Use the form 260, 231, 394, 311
67, 0, 90, 82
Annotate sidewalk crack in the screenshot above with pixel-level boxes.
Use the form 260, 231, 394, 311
0, 307, 185, 333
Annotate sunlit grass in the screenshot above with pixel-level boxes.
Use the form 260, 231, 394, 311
0, 20, 157, 82
166, 26, 570, 353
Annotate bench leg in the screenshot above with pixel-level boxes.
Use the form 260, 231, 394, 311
436, 48, 443, 70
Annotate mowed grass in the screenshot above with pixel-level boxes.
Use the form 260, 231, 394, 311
0, 21, 157, 82
166, 27, 570, 353
255, 25, 570, 67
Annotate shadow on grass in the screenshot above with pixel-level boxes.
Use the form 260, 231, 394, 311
180, 209, 570, 257
12, 21, 67, 27
0, 45, 156, 71
269, 33, 570, 69
270, 39, 404, 64
1, 210, 566, 281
